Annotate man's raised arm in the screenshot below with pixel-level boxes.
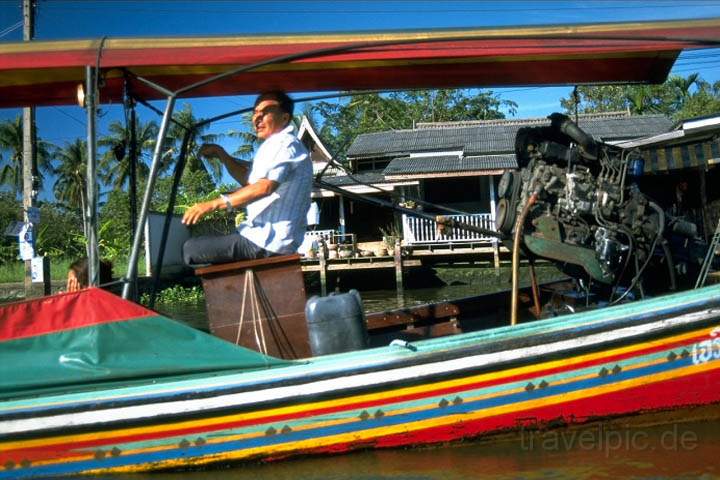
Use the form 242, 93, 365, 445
199, 143, 251, 185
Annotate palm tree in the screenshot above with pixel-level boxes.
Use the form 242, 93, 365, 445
53, 139, 87, 216
98, 119, 158, 190
227, 111, 258, 158
668, 73, 701, 112
0, 116, 53, 195
164, 103, 223, 182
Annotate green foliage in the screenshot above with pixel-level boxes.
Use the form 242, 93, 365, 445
165, 103, 223, 182
0, 116, 54, 195
98, 119, 158, 190
0, 192, 21, 264
148, 169, 239, 236
140, 284, 204, 304
559, 74, 720, 120
0, 257, 77, 284
674, 79, 720, 120
34, 202, 85, 260
98, 188, 134, 262
0, 197, 83, 264
53, 139, 87, 212
227, 111, 259, 158
313, 89, 516, 161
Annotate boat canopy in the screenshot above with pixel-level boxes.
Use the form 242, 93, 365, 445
0, 288, 291, 399
1, 18, 720, 108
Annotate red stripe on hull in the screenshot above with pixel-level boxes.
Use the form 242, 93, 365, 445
326, 364, 720, 453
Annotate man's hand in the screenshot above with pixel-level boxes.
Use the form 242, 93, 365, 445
199, 143, 225, 159
199, 143, 250, 185
182, 200, 220, 226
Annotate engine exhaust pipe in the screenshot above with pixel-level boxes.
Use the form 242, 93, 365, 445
548, 112, 597, 161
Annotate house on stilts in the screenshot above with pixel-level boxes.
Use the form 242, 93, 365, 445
309, 111, 675, 252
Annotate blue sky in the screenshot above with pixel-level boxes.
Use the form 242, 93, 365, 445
1, 0, 720, 198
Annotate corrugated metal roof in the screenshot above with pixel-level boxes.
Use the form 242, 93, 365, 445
346, 114, 674, 158
415, 111, 632, 129
319, 171, 390, 186
383, 154, 517, 176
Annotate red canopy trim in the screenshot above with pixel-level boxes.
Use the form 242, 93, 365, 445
0, 52, 680, 107
0, 18, 717, 107
0, 288, 156, 342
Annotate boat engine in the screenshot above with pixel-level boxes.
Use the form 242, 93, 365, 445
495, 113, 703, 295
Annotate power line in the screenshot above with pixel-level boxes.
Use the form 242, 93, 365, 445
0, 21, 22, 39
674, 64, 720, 73
51, 107, 86, 127
47, 2, 720, 15
675, 59, 720, 68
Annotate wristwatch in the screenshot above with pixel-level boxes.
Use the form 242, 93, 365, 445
219, 194, 234, 212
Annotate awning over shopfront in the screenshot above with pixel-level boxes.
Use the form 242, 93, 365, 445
642, 138, 720, 173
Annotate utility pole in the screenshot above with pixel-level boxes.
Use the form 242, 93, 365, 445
22, 0, 35, 224
22, 0, 49, 297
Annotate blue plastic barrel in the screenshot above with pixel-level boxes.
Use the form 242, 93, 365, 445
630, 157, 645, 177
305, 290, 368, 356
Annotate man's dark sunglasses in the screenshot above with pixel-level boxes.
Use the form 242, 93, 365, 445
253, 104, 284, 118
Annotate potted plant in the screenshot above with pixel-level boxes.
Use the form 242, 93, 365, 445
379, 225, 400, 252
338, 244, 353, 258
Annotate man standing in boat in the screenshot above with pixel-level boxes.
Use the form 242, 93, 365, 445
181, 91, 312, 264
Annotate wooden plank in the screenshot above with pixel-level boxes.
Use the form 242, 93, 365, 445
394, 241, 404, 295
319, 251, 327, 297
366, 302, 461, 331
195, 254, 301, 276
301, 259, 421, 271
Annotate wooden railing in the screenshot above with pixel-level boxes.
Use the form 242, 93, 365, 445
299, 229, 336, 253
304, 229, 336, 242
402, 213, 495, 244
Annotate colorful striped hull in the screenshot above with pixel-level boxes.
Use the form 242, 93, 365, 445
2, 285, 720, 478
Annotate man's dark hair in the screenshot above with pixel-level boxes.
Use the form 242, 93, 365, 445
255, 91, 294, 118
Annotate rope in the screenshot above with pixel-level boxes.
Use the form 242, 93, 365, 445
233, 269, 270, 357
247, 269, 269, 355
234, 269, 250, 345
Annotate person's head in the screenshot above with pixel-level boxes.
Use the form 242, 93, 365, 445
253, 91, 293, 140
68, 258, 113, 290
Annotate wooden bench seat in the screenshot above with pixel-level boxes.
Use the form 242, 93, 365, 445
195, 254, 310, 359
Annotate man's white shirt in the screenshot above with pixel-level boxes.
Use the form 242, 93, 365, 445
238, 124, 312, 254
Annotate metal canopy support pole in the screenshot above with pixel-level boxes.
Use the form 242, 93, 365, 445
148, 128, 193, 309
85, 66, 99, 287
488, 175, 500, 272
122, 95, 177, 300
128, 94, 138, 245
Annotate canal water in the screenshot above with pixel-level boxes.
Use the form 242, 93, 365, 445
158, 265, 562, 329
141, 267, 720, 479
